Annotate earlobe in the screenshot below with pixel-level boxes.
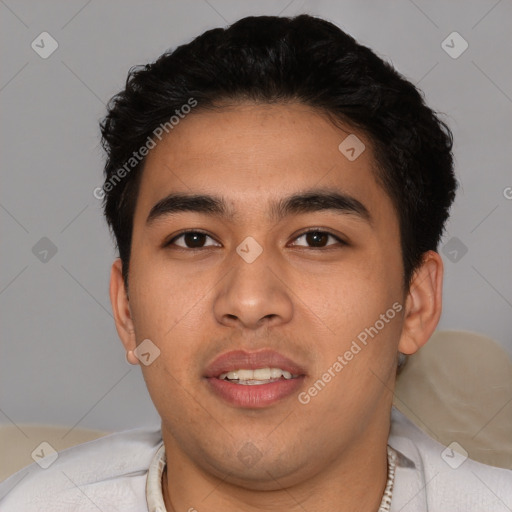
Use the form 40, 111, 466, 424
109, 258, 139, 365
125, 350, 139, 365
398, 250, 444, 355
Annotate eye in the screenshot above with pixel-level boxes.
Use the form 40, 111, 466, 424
290, 230, 346, 249
164, 229, 346, 250
165, 231, 221, 249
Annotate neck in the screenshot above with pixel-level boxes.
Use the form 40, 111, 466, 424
161, 418, 391, 512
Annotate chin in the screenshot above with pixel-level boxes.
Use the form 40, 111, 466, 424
196, 442, 315, 490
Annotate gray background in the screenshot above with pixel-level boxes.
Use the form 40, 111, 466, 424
1, 0, 511, 432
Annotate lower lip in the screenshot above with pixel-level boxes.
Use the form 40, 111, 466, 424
206, 376, 305, 408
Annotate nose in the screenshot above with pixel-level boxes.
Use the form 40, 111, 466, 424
212, 245, 294, 331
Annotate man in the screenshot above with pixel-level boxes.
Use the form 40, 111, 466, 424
1, 13, 510, 512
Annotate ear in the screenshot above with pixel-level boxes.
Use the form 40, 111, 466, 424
398, 250, 444, 355
110, 258, 139, 365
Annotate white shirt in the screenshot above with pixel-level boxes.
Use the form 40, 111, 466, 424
1, 407, 511, 511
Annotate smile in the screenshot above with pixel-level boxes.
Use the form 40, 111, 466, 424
204, 350, 307, 408
218, 367, 300, 384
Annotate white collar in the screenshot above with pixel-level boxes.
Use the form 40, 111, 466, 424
146, 443, 167, 512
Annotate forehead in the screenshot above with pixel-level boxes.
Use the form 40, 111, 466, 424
133, 103, 395, 228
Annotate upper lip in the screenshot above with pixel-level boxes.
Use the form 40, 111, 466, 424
204, 349, 307, 378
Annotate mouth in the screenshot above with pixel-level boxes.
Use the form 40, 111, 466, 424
218, 367, 300, 384
204, 350, 307, 408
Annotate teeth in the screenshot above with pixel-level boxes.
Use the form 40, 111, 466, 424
253, 368, 271, 380
238, 369, 253, 380
270, 368, 282, 378
218, 367, 298, 382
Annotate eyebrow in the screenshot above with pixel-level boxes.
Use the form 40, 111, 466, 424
146, 188, 373, 227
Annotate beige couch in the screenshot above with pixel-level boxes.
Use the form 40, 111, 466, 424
393, 329, 512, 470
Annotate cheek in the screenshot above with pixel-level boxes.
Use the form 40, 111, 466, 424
302, 247, 404, 384
309, 253, 398, 336
128, 249, 203, 336
141, 358, 205, 442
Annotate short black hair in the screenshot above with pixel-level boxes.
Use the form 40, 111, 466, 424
99, 14, 457, 293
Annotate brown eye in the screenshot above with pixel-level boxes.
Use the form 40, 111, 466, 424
291, 230, 345, 248
166, 231, 220, 249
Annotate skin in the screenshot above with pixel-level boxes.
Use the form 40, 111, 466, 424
110, 102, 443, 512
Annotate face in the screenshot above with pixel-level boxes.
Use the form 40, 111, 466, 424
111, 102, 437, 489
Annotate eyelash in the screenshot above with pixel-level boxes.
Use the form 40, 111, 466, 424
164, 229, 347, 250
